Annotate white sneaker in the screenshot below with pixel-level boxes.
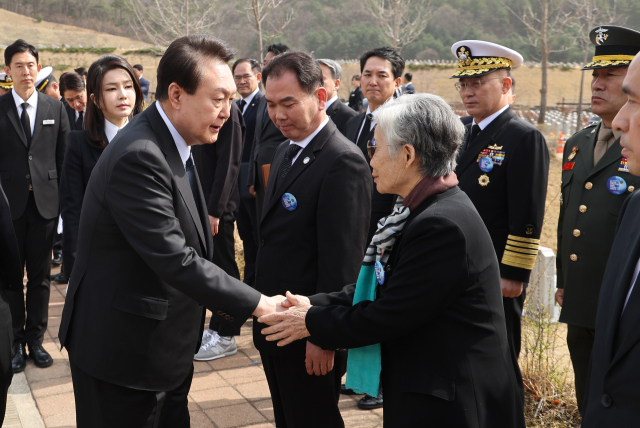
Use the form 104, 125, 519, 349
194, 329, 237, 361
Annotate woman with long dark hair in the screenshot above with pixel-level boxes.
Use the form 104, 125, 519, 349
60, 55, 144, 281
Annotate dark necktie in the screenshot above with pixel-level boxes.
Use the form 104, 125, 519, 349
466, 124, 481, 149
238, 99, 247, 115
276, 144, 302, 187
20, 103, 32, 148
185, 155, 203, 216
357, 114, 373, 154
75, 111, 84, 130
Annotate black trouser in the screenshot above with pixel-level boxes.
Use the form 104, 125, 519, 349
70, 359, 192, 428
261, 350, 347, 428
0, 291, 13, 426
7, 193, 55, 347
503, 283, 527, 406
208, 212, 241, 336
567, 324, 595, 415
235, 197, 258, 287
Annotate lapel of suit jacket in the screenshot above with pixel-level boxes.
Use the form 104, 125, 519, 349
346, 112, 366, 144
146, 103, 207, 254
456, 108, 514, 176
577, 123, 598, 174
245, 92, 263, 118
30, 93, 49, 146
326, 101, 338, 121
1, 94, 28, 147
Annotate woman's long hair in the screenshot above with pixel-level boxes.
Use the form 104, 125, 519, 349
85, 55, 144, 150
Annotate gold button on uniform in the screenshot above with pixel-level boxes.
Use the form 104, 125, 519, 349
579, 205, 587, 213
570, 254, 578, 261
573, 229, 581, 237
585, 182, 593, 190
629, 186, 635, 193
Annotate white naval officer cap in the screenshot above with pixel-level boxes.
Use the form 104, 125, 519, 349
450, 40, 523, 79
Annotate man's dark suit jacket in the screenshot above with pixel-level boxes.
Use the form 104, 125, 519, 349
192, 102, 245, 217
326, 99, 357, 135
0, 182, 22, 424
456, 107, 549, 283
583, 192, 640, 426
59, 130, 104, 281
344, 112, 396, 243
240, 91, 263, 164
59, 103, 262, 391
306, 187, 525, 428
64, 103, 81, 131
0, 91, 69, 220
139, 76, 150, 102
348, 86, 363, 112
253, 119, 372, 357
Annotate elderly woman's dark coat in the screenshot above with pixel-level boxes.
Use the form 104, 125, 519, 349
306, 186, 525, 428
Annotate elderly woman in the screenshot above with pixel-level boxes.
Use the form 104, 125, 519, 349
259, 94, 525, 428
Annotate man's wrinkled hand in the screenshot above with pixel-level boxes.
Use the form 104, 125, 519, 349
281, 292, 310, 309
258, 292, 311, 346
305, 341, 334, 376
501, 278, 523, 298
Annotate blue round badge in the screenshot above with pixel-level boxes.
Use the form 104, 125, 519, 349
479, 156, 494, 173
374, 261, 385, 285
607, 176, 627, 195
281, 193, 298, 211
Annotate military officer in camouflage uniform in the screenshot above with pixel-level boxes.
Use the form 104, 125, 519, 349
556, 25, 640, 414
451, 40, 550, 405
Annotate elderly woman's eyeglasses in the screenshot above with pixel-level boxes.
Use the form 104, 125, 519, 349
367, 139, 377, 159
454, 77, 501, 92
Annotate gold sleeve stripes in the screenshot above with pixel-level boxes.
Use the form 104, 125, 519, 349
501, 235, 540, 270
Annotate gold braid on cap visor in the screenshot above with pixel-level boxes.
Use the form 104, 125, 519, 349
452, 57, 513, 77
584, 54, 636, 68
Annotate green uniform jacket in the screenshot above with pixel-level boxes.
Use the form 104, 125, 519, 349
557, 121, 637, 329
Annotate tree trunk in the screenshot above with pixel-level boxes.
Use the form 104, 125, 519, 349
575, 47, 590, 132
538, 0, 549, 125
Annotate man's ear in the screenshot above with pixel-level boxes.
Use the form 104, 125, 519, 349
394, 77, 402, 89
167, 82, 182, 110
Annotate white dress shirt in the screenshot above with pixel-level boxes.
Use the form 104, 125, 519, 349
325, 95, 339, 110
104, 118, 128, 144
472, 104, 510, 130
289, 116, 330, 164
75, 108, 86, 121
156, 102, 191, 166
356, 106, 377, 143
241, 88, 260, 114
12, 88, 38, 135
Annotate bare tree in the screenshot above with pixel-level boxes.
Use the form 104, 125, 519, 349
505, 0, 582, 124
244, 0, 294, 61
364, 0, 433, 52
129, 0, 227, 46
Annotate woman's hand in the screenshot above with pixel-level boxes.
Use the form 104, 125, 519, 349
258, 292, 312, 346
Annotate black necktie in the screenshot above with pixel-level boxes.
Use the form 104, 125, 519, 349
76, 111, 84, 130
276, 144, 302, 187
467, 124, 481, 149
238, 99, 247, 115
185, 155, 203, 216
357, 114, 373, 154
20, 103, 32, 148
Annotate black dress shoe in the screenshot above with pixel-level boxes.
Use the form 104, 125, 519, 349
51, 272, 68, 284
52, 254, 63, 266
357, 387, 383, 410
341, 384, 358, 395
11, 343, 26, 373
28, 344, 53, 368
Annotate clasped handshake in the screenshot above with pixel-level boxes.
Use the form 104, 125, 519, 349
253, 292, 335, 376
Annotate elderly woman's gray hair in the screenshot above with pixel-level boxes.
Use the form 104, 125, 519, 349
375, 93, 466, 177
317, 59, 342, 81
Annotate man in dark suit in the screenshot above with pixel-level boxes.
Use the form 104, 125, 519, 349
403, 72, 415, 94
192, 102, 245, 361
254, 51, 371, 428
247, 44, 290, 229
60, 71, 86, 131
583, 53, 640, 426
348, 75, 364, 112
1, 39, 70, 373
0, 182, 23, 425
451, 40, 549, 404
233, 58, 263, 287
133, 64, 150, 102
318, 59, 356, 135
556, 26, 640, 414
58, 35, 281, 427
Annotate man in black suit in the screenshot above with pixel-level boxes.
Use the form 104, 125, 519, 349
192, 102, 245, 361
451, 40, 549, 404
318, 59, 356, 135
60, 71, 86, 131
254, 51, 371, 428
403, 72, 415, 94
247, 44, 290, 228
233, 58, 263, 287
1, 39, 70, 373
0, 182, 23, 425
58, 35, 281, 427
133, 64, 150, 102
582, 54, 640, 425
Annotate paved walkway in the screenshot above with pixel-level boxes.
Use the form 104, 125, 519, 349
11, 265, 384, 428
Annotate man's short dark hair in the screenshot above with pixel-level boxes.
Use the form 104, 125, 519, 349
59, 71, 85, 96
360, 47, 405, 80
352, 75, 360, 81
266, 43, 291, 56
74, 67, 88, 77
156, 35, 235, 102
404, 72, 413, 81
262, 51, 323, 96
232, 58, 261, 75
4, 39, 38, 66
132, 64, 143, 72
43, 74, 57, 91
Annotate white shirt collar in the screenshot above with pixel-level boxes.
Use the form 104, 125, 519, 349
290, 116, 330, 164
12, 88, 38, 111
325, 95, 339, 110
473, 104, 510, 130
242, 88, 260, 105
156, 102, 191, 166
75, 108, 86, 120
104, 118, 128, 143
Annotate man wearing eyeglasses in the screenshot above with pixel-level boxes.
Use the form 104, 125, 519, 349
451, 40, 549, 405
